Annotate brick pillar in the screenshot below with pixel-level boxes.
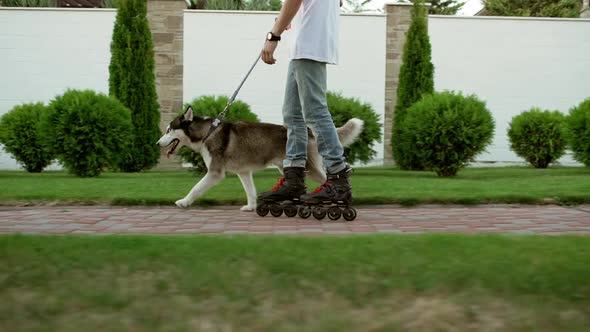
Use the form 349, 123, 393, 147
147, 0, 185, 169
582, 0, 590, 18
383, 2, 412, 166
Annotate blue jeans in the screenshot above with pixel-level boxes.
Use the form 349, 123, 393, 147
282, 59, 345, 174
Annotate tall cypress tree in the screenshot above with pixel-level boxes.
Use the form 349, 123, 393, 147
109, 0, 160, 172
392, 1, 434, 170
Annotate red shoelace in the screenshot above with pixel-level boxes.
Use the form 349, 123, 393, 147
311, 181, 331, 194
271, 178, 331, 194
271, 177, 286, 192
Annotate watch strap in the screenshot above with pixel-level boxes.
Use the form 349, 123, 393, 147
267, 32, 281, 42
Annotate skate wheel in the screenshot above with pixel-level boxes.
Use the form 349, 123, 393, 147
298, 205, 312, 219
312, 206, 326, 220
256, 202, 270, 217
270, 204, 283, 217
327, 207, 342, 221
284, 205, 298, 217
342, 207, 357, 221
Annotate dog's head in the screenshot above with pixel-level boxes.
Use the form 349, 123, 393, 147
157, 106, 199, 158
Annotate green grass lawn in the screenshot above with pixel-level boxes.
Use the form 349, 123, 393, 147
0, 166, 589, 206
1, 234, 588, 331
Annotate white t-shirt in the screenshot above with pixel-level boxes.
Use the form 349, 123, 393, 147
289, 0, 340, 65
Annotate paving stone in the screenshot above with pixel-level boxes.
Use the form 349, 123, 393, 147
174, 229, 200, 233
324, 230, 352, 235
445, 225, 470, 229
273, 230, 300, 235
201, 223, 225, 229
224, 230, 249, 235
31, 224, 59, 230
128, 227, 155, 232
507, 230, 536, 234
107, 224, 135, 230
377, 229, 403, 234
513, 219, 535, 225
476, 227, 503, 231
0, 206, 588, 236
94, 221, 120, 227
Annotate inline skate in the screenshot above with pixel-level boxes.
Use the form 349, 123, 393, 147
298, 166, 357, 221
256, 167, 306, 218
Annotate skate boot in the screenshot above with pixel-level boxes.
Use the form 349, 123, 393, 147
299, 166, 356, 221
256, 167, 307, 218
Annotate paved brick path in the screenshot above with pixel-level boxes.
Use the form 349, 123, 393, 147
1, 205, 589, 236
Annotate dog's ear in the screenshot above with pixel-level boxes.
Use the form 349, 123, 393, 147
183, 106, 193, 122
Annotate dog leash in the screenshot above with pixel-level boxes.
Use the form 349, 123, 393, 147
202, 54, 262, 142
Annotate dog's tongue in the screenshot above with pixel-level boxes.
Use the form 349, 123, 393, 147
166, 140, 178, 159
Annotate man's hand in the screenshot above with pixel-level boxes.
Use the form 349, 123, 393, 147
260, 0, 302, 65
261, 40, 278, 65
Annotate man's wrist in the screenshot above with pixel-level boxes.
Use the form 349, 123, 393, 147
266, 32, 281, 42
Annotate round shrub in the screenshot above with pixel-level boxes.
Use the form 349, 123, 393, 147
42, 90, 133, 177
565, 98, 590, 166
507, 108, 567, 168
327, 91, 382, 164
184, 95, 259, 122
0, 103, 54, 172
401, 91, 495, 177
179, 95, 260, 174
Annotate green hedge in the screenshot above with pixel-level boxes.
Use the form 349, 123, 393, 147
401, 91, 495, 177
0, 103, 54, 172
566, 98, 590, 166
327, 91, 381, 164
508, 108, 567, 168
42, 90, 133, 177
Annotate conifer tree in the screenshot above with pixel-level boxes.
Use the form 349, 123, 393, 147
109, 0, 160, 172
392, 1, 434, 170
483, 0, 581, 18
407, 0, 465, 15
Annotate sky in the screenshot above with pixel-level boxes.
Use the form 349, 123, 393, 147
367, 0, 484, 15
277, 0, 485, 15
456, 0, 485, 15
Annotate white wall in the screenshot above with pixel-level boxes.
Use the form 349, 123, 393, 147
0, 8, 116, 169
429, 15, 590, 164
1, 9, 589, 169
183, 10, 387, 165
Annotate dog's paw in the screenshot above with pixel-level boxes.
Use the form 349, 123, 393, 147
175, 199, 191, 208
240, 204, 256, 212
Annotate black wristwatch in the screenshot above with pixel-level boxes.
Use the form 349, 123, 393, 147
266, 32, 281, 42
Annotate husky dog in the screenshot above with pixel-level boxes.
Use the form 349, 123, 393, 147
157, 106, 364, 211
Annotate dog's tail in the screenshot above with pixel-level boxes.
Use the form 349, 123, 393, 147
336, 118, 364, 147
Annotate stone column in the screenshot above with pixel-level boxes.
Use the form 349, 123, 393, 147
582, 0, 590, 18
147, 0, 185, 169
383, 1, 412, 166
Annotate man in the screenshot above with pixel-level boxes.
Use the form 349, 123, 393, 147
258, 0, 353, 207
